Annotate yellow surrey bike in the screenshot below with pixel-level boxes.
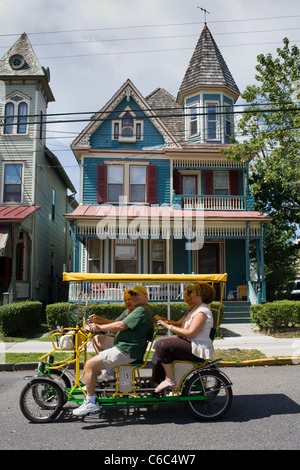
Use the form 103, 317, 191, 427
19, 273, 233, 423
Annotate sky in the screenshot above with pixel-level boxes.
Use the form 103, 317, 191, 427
1, 0, 300, 196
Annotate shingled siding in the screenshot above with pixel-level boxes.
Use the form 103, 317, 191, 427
82, 157, 170, 205
89, 96, 165, 150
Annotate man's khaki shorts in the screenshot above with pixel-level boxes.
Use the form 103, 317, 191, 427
98, 346, 135, 369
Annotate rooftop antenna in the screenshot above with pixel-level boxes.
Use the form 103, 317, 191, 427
197, 6, 210, 25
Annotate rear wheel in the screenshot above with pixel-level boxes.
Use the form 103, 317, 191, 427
183, 370, 232, 421
20, 378, 64, 423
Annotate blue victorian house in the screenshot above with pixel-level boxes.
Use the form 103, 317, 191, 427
65, 25, 271, 314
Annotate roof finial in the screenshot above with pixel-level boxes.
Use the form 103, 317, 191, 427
197, 6, 210, 26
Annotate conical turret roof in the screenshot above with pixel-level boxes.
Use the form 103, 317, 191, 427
0, 32, 54, 102
177, 25, 239, 104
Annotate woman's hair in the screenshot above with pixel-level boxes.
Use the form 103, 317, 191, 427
194, 282, 215, 304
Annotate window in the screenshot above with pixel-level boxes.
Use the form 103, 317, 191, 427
206, 102, 219, 140
151, 240, 165, 274
225, 105, 232, 136
97, 163, 156, 204
130, 166, 146, 202
113, 122, 119, 140
136, 123, 142, 140
3, 93, 30, 135
214, 171, 229, 195
122, 112, 134, 138
182, 175, 197, 195
88, 239, 101, 273
107, 165, 123, 202
4, 103, 14, 134
51, 188, 56, 221
115, 239, 137, 273
17, 102, 28, 134
111, 107, 143, 142
39, 111, 44, 140
3, 163, 22, 202
188, 105, 198, 137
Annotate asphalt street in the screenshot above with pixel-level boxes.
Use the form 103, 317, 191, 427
1, 366, 299, 451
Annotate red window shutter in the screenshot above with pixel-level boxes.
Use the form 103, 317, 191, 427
146, 165, 157, 204
173, 171, 182, 194
229, 170, 239, 195
97, 164, 107, 203
204, 170, 214, 195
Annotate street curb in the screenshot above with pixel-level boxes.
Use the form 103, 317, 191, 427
0, 357, 299, 371
219, 357, 300, 367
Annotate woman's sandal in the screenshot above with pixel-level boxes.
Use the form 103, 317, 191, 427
154, 379, 177, 393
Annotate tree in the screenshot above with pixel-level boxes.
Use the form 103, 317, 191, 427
222, 38, 300, 299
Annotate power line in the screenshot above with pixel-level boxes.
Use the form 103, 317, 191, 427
1, 105, 299, 128
1, 15, 299, 38
39, 39, 300, 60
1, 27, 299, 50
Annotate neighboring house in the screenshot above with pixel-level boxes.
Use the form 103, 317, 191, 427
65, 25, 271, 303
0, 33, 77, 304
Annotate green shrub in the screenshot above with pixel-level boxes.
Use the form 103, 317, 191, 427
0, 301, 43, 336
46, 302, 81, 329
250, 304, 264, 330
250, 300, 300, 331
85, 303, 126, 320
291, 301, 300, 326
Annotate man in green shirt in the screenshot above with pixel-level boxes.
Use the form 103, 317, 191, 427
73, 286, 153, 417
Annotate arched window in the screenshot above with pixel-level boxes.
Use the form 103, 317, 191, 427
4, 102, 14, 134
121, 112, 134, 137
2, 93, 30, 135
17, 102, 28, 134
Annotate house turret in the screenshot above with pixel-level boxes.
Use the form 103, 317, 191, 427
177, 25, 240, 144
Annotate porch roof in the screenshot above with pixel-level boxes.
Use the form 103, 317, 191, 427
0, 205, 40, 222
64, 204, 272, 222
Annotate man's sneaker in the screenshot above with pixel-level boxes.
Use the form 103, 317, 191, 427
97, 370, 115, 382
73, 398, 101, 417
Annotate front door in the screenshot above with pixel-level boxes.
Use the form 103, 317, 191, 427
198, 243, 220, 299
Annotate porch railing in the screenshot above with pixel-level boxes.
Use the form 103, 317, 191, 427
68, 281, 187, 303
248, 281, 262, 305
172, 194, 255, 211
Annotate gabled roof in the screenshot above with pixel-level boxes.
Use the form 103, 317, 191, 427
0, 32, 54, 103
145, 88, 184, 142
177, 25, 239, 104
71, 79, 181, 156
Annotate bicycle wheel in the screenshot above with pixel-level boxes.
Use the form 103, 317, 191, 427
20, 378, 64, 423
183, 369, 232, 421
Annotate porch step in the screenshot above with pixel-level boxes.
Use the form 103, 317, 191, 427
221, 301, 251, 323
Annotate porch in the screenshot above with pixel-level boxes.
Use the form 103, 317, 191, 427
68, 280, 185, 303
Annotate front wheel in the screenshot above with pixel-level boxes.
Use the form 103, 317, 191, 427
183, 369, 232, 421
20, 378, 64, 423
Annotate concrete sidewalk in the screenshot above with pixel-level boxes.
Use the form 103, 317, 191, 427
1, 323, 299, 360
216, 323, 300, 359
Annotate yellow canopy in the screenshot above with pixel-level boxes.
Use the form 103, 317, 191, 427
63, 272, 227, 283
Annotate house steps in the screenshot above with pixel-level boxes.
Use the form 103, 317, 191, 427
221, 301, 251, 323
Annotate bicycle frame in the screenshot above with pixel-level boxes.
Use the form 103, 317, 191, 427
21, 272, 232, 422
